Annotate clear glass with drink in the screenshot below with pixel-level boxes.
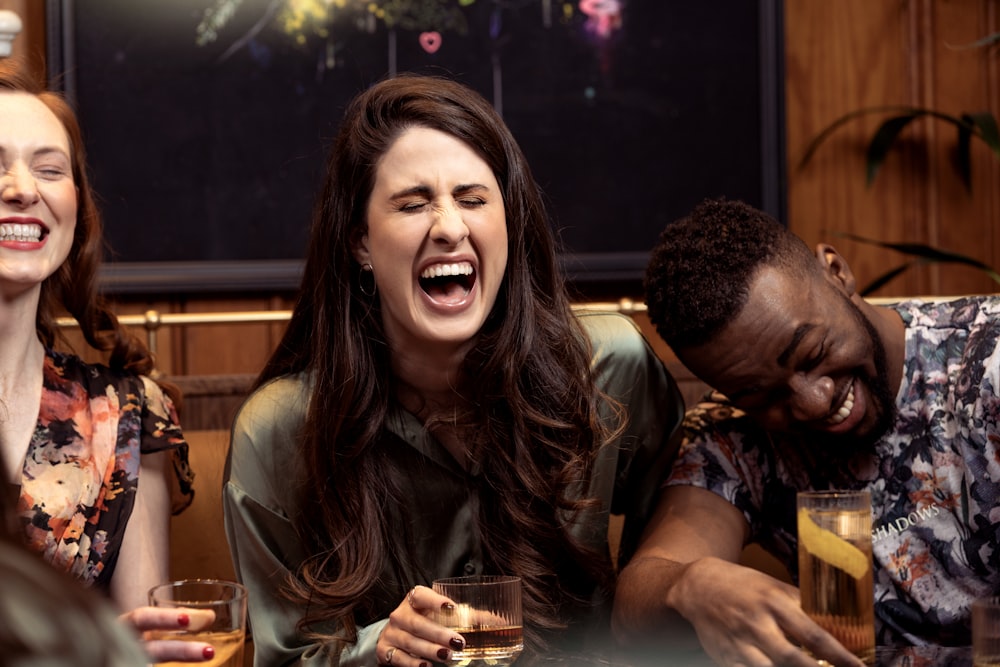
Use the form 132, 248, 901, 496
432, 575, 523, 666
147, 578, 248, 667
973, 596, 1000, 667
797, 490, 875, 665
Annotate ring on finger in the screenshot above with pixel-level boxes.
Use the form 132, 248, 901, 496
386, 647, 396, 665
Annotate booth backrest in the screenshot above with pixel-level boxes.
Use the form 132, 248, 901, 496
170, 429, 236, 582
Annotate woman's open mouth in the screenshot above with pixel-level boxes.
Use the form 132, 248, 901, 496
419, 261, 476, 305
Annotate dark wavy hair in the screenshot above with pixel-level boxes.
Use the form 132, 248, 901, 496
0, 60, 176, 403
257, 74, 622, 648
644, 197, 816, 351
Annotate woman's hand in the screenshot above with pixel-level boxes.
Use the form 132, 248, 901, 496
377, 585, 467, 667
121, 606, 218, 663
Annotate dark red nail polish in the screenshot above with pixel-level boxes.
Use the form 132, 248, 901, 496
437, 648, 450, 660
202, 646, 215, 660
177, 613, 190, 627
449, 637, 465, 650
420, 662, 429, 667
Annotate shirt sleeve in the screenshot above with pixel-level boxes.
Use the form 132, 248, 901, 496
139, 375, 194, 514
664, 395, 771, 530
224, 376, 387, 666
580, 311, 686, 564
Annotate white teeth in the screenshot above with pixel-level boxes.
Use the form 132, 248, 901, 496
420, 262, 473, 279
828, 384, 855, 425
0, 223, 43, 242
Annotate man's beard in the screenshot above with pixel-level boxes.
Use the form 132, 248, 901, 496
815, 292, 897, 456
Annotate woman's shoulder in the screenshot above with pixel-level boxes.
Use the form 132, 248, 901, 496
239, 373, 312, 414
574, 309, 650, 359
231, 373, 312, 445
47, 348, 120, 379
45, 348, 145, 396
226, 374, 312, 493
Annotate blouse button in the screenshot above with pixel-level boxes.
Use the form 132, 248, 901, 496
463, 561, 476, 575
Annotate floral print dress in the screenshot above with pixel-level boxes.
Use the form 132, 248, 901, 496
666, 296, 1000, 646
15, 349, 192, 590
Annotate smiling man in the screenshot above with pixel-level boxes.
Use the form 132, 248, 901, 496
611, 198, 1000, 667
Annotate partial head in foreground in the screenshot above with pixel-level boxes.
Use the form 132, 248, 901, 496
644, 198, 899, 445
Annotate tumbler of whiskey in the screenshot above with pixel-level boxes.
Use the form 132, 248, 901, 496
432, 575, 523, 667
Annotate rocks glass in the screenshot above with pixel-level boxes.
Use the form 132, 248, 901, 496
433, 575, 523, 666
147, 578, 248, 667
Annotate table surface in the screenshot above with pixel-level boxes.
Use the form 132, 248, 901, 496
518, 645, 972, 667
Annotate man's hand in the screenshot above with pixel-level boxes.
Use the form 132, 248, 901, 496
669, 557, 866, 667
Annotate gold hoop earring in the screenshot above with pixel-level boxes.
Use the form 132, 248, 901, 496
359, 263, 377, 297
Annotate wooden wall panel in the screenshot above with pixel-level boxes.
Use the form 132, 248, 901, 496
785, 0, 1000, 298
927, 0, 1000, 296
55, 299, 178, 368
173, 296, 292, 376
785, 1, 922, 296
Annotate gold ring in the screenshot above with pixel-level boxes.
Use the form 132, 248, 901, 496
386, 647, 396, 665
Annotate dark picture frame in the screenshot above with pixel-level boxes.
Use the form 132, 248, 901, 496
46, 0, 786, 296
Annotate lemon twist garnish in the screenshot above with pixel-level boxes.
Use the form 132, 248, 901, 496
797, 508, 869, 580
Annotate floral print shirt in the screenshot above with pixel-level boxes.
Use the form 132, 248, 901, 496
666, 296, 1000, 646
15, 349, 193, 590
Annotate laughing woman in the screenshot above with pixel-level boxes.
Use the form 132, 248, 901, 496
223, 74, 684, 666
0, 60, 213, 663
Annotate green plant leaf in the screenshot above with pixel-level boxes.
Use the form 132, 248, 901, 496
967, 112, 1000, 159
800, 106, 1000, 191
861, 261, 921, 295
946, 31, 1000, 50
958, 115, 973, 191
798, 105, 914, 170
833, 232, 1000, 292
866, 114, 919, 185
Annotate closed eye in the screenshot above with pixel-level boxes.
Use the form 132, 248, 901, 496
36, 168, 68, 179
398, 201, 427, 213
800, 341, 825, 372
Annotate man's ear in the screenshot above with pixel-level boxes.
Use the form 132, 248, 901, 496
815, 243, 857, 296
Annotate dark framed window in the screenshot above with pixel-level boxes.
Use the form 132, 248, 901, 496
47, 0, 785, 297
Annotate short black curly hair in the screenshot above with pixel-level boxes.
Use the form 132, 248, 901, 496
644, 198, 815, 351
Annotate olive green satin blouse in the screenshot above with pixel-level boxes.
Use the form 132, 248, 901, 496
223, 311, 684, 666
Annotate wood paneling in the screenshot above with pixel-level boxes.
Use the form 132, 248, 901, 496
785, 0, 1000, 298
170, 296, 292, 376
170, 430, 236, 582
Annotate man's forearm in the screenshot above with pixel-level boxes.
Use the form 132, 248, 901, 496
612, 555, 701, 648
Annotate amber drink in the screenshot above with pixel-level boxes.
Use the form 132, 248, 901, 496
797, 490, 875, 665
433, 575, 523, 666
148, 579, 248, 667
